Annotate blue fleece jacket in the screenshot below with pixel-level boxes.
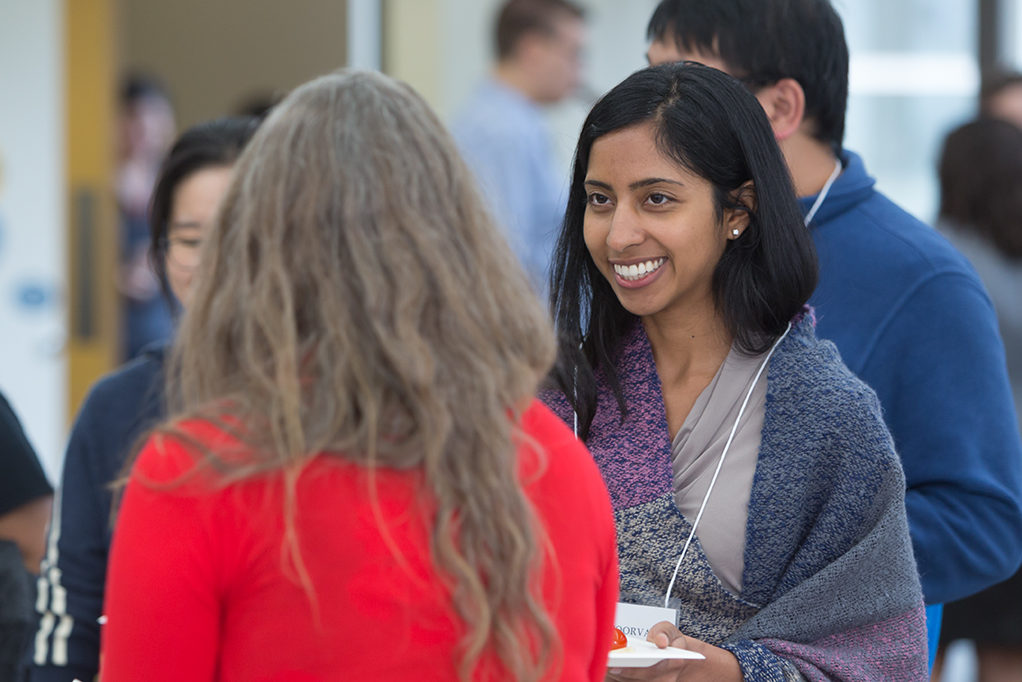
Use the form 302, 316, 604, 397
29, 346, 165, 682
803, 151, 1022, 605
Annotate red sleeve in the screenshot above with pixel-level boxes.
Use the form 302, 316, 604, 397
521, 400, 619, 682
100, 434, 221, 681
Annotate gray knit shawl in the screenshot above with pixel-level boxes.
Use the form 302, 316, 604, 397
543, 314, 928, 680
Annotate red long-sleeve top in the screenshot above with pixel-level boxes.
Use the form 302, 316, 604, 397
100, 400, 618, 681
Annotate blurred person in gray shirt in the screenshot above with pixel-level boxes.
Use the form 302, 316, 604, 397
452, 0, 585, 291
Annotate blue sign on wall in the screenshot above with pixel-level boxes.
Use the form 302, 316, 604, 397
16, 281, 55, 311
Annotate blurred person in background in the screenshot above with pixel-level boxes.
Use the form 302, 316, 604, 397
100, 70, 618, 681
980, 71, 1022, 130
116, 74, 177, 361
30, 117, 258, 682
645, 0, 1022, 666
0, 392, 51, 681
452, 0, 585, 291
932, 117, 1022, 682
544, 61, 927, 681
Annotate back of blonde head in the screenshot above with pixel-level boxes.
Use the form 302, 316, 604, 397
165, 70, 558, 680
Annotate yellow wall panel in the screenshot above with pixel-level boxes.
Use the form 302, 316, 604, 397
65, 0, 119, 416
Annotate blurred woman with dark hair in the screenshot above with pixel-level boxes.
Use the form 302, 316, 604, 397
543, 62, 927, 681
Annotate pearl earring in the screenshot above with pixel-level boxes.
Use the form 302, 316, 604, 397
731, 229, 741, 237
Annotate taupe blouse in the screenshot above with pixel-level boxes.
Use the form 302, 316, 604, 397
671, 344, 769, 595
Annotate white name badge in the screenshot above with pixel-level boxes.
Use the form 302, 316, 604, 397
615, 602, 679, 640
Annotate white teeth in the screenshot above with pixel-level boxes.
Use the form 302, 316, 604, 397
613, 258, 665, 281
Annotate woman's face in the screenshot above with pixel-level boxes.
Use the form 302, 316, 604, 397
582, 122, 744, 325
165, 165, 233, 307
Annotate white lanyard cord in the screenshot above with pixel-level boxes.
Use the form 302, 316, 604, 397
573, 398, 578, 437
572, 363, 579, 437
663, 322, 791, 608
803, 158, 843, 227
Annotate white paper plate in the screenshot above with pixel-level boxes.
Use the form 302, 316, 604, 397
608, 637, 705, 668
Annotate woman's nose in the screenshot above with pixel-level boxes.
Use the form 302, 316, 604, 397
605, 206, 644, 252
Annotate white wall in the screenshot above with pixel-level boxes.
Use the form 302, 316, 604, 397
0, 0, 67, 482
840, 0, 977, 222
1005, 0, 1022, 69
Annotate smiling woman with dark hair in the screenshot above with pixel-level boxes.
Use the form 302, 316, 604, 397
543, 62, 927, 681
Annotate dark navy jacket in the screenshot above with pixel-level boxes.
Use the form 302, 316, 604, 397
804, 151, 1022, 605
30, 346, 165, 682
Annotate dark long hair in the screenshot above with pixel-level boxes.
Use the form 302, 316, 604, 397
549, 62, 817, 439
148, 116, 260, 304
939, 117, 1022, 260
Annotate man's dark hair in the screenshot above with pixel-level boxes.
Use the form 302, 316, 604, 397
494, 0, 584, 60
647, 0, 849, 151
549, 62, 818, 439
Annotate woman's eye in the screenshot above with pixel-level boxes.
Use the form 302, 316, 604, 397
647, 192, 671, 206
587, 192, 611, 207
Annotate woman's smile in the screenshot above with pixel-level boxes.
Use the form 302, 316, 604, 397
611, 257, 667, 287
